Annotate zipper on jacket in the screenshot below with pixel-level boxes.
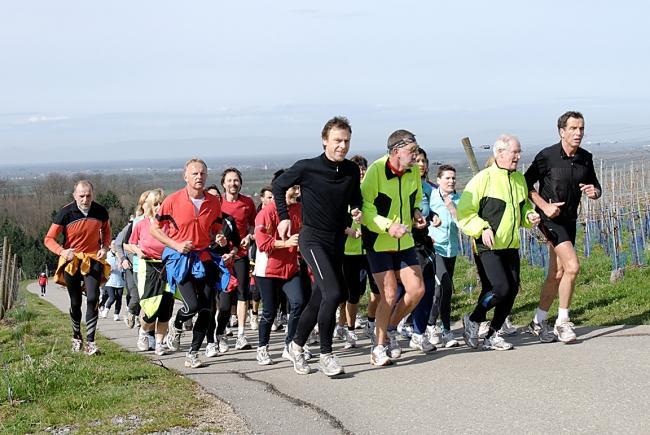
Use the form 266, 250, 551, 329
507, 172, 516, 248
398, 176, 403, 251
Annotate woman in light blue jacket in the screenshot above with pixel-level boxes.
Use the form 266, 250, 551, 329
428, 165, 461, 347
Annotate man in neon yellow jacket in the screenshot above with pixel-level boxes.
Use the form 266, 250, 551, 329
361, 129, 428, 366
457, 134, 540, 351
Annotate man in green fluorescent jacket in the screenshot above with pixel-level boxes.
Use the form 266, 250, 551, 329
361, 129, 428, 367
458, 134, 540, 351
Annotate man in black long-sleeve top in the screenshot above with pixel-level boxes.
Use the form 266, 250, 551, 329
273, 116, 362, 377
524, 111, 601, 343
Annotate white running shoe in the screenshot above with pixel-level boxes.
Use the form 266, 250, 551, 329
344, 330, 358, 349
370, 345, 392, 366
427, 325, 442, 346
71, 338, 83, 353
113, 313, 120, 321
184, 351, 203, 368
229, 314, 238, 328
235, 334, 251, 350
154, 342, 166, 356
137, 330, 149, 351
482, 334, 514, 351
205, 342, 219, 358
387, 330, 402, 359
478, 321, 491, 339
441, 331, 459, 348
165, 326, 182, 352
554, 319, 577, 343
334, 324, 347, 340
355, 314, 365, 329
463, 314, 480, 349
250, 315, 259, 331
287, 342, 310, 375
147, 334, 155, 351
364, 322, 376, 346
409, 333, 436, 352
99, 307, 109, 318
497, 316, 518, 336
84, 341, 100, 356
319, 353, 345, 377
217, 335, 229, 354
256, 345, 274, 365
307, 328, 319, 345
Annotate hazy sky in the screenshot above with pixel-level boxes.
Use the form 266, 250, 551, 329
2, 1, 650, 165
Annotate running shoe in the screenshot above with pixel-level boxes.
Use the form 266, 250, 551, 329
497, 316, 518, 336
271, 316, 284, 332
256, 345, 274, 365
409, 333, 436, 352
319, 353, 345, 377
303, 344, 314, 361
99, 307, 109, 318
250, 314, 259, 331
307, 328, 319, 345
478, 321, 490, 338
124, 312, 136, 329
527, 320, 557, 343
147, 334, 155, 351
71, 338, 83, 353
134, 316, 141, 328
364, 322, 376, 346
370, 345, 392, 366
333, 324, 346, 340
229, 314, 238, 328
225, 325, 233, 336
84, 341, 100, 356
154, 342, 166, 356
427, 325, 442, 346
344, 330, 358, 349
165, 326, 183, 352
113, 313, 120, 322
441, 330, 459, 348
137, 330, 149, 351
387, 330, 402, 359
397, 320, 413, 339
183, 319, 193, 331
355, 314, 365, 329
205, 342, 219, 358
235, 334, 251, 350
287, 342, 310, 375
184, 351, 203, 368
217, 335, 229, 354
554, 319, 577, 343
482, 334, 514, 351
282, 344, 292, 361
463, 314, 480, 349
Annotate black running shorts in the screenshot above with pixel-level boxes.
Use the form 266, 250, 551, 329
539, 219, 577, 246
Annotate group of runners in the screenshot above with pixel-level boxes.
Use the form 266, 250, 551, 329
43, 111, 601, 375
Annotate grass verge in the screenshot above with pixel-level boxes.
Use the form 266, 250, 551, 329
0, 283, 236, 434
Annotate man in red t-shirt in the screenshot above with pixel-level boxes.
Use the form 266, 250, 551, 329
220, 168, 257, 350
150, 158, 225, 368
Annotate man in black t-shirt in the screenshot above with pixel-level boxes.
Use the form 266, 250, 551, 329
524, 111, 601, 343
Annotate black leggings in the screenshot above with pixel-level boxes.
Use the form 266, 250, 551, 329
124, 267, 140, 316
173, 261, 218, 352
469, 249, 520, 334
214, 290, 235, 337
233, 257, 251, 301
429, 255, 457, 331
64, 260, 103, 342
257, 274, 305, 347
292, 226, 347, 354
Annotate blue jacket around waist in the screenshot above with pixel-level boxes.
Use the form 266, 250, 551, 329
162, 248, 231, 295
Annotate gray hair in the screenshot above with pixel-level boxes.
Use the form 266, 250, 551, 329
493, 134, 520, 157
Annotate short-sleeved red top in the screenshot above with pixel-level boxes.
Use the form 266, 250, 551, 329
155, 188, 222, 254
220, 194, 256, 258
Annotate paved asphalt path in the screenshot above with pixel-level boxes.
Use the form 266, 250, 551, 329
28, 282, 650, 434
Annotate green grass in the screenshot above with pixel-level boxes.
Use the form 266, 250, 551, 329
0, 284, 216, 434
358, 245, 650, 326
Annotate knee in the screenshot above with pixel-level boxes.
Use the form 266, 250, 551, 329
563, 259, 580, 277
382, 289, 399, 308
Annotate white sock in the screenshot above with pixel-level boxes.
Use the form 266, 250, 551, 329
238, 326, 245, 336
558, 308, 570, 322
534, 308, 548, 324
